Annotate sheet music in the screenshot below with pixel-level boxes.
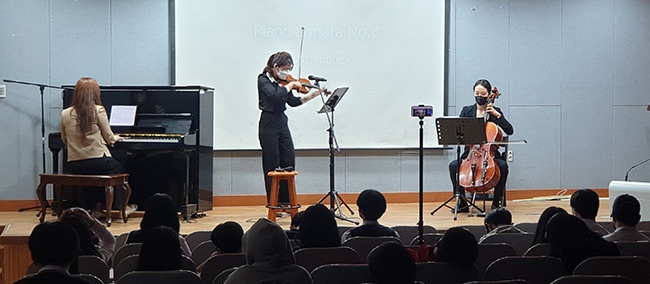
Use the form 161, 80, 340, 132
109, 105, 137, 126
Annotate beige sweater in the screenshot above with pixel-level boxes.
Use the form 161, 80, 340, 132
61, 105, 118, 161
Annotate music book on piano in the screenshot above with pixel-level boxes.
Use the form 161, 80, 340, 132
109, 105, 138, 126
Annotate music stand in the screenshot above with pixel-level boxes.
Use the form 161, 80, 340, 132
316, 87, 358, 224
430, 117, 487, 220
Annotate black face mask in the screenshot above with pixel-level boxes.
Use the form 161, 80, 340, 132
475, 96, 488, 106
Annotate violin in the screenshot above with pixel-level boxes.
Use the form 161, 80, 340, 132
279, 75, 331, 95
458, 87, 503, 193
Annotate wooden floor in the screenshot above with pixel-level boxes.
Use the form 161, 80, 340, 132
0, 197, 612, 236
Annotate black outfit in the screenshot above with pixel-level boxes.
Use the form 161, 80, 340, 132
258, 73, 303, 203
15, 270, 93, 284
448, 104, 514, 208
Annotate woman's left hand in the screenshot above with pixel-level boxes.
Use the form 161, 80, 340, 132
486, 103, 501, 118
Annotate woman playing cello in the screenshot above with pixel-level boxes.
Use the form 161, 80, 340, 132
448, 79, 513, 212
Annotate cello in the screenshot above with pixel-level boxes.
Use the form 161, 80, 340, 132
458, 87, 503, 193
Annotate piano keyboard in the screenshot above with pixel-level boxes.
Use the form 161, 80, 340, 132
119, 136, 181, 143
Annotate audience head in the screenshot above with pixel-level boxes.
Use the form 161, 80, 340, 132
611, 194, 641, 227
432, 227, 478, 268
570, 188, 599, 220
356, 189, 387, 222
137, 225, 182, 271
532, 206, 568, 245
290, 211, 304, 231
298, 204, 341, 248
140, 193, 180, 234
368, 242, 416, 284
211, 221, 244, 253
28, 222, 80, 269
484, 207, 513, 232
243, 218, 294, 265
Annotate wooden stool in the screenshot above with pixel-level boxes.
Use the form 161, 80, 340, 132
266, 171, 301, 222
36, 173, 132, 226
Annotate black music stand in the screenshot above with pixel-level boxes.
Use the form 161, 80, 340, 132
430, 117, 487, 220
316, 87, 358, 224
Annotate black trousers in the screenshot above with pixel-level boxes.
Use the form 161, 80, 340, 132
449, 156, 508, 207
66, 155, 125, 209
259, 111, 295, 204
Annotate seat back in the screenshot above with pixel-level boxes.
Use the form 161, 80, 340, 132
616, 241, 650, 260
114, 254, 196, 280
550, 275, 633, 284
185, 230, 212, 253
112, 243, 142, 268
78, 255, 110, 284
475, 243, 517, 278
524, 243, 551, 256
636, 221, 650, 231
310, 264, 370, 284
337, 226, 354, 240
116, 270, 201, 284
114, 232, 130, 254
573, 256, 650, 284
463, 225, 488, 241
415, 262, 480, 284
74, 274, 104, 284
513, 222, 537, 234
190, 241, 217, 267
391, 225, 437, 244
463, 280, 530, 284
211, 267, 237, 284
341, 236, 401, 263
480, 233, 534, 255
485, 256, 567, 284
409, 233, 443, 246
294, 246, 360, 272
199, 253, 246, 284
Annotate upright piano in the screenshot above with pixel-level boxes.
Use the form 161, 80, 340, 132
58, 85, 214, 214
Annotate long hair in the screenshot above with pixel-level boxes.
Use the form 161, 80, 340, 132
140, 193, 180, 234
137, 226, 182, 271
71, 77, 102, 134
298, 204, 341, 248
262, 51, 293, 80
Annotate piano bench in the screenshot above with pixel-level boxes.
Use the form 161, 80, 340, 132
36, 173, 132, 227
266, 171, 301, 222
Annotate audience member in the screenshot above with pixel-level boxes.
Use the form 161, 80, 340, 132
431, 226, 478, 268
570, 188, 610, 235
545, 212, 620, 272
478, 207, 525, 243
137, 225, 183, 271
58, 207, 115, 263
223, 218, 312, 284
368, 242, 416, 284
341, 189, 400, 242
126, 193, 191, 256
603, 194, 650, 242
297, 204, 340, 248
15, 222, 93, 284
531, 206, 567, 246
197, 221, 244, 272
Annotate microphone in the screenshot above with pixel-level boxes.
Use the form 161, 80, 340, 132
624, 157, 650, 181
308, 75, 327, 82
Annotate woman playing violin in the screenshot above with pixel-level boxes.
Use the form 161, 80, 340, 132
448, 79, 513, 212
258, 51, 322, 204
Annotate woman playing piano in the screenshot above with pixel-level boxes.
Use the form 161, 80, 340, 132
258, 51, 322, 204
60, 77, 131, 215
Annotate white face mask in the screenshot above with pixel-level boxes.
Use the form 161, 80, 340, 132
277, 69, 291, 80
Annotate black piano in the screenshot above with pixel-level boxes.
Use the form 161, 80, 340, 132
55, 85, 214, 215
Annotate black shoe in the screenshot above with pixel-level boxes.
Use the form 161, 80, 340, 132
451, 206, 469, 213
491, 202, 501, 209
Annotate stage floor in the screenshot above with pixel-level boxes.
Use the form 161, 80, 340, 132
0, 198, 613, 236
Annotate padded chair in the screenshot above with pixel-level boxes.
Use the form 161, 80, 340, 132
512, 222, 537, 234
74, 274, 104, 284
550, 275, 633, 284
484, 256, 567, 284
294, 246, 360, 272
616, 241, 650, 260
190, 240, 217, 268
338, 226, 354, 240
463, 225, 488, 241
462, 280, 530, 284
116, 270, 201, 284
112, 243, 142, 268
636, 221, 650, 231
341, 236, 402, 263
311, 264, 371, 284
474, 243, 517, 278
573, 256, 650, 284
114, 254, 196, 280
415, 262, 480, 284
524, 243, 551, 256
391, 225, 437, 244
199, 253, 246, 284
480, 233, 534, 256
78, 255, 110, 284
211, 267, 237, 284
185, 230, 212, 253
114, 232, 130, 255
597, 221, 615, 233
409, 233, 444, 246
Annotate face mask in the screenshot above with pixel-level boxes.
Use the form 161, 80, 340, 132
475, 96, 488, 106
277, 69, 291, 80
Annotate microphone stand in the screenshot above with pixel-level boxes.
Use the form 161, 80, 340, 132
625, 157, 650, 181
3, 79, 66, 212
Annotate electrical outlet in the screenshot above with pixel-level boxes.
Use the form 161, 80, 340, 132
0, 85, 6, 98
507, 150, 514, 162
